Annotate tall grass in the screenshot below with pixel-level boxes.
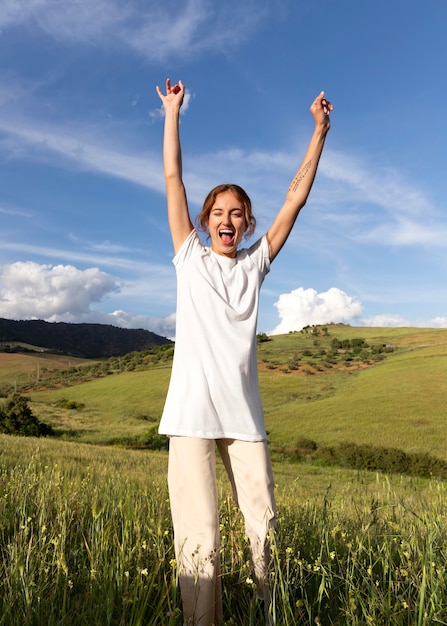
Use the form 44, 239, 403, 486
1, 436, 446, 624
0, 438, 176, 625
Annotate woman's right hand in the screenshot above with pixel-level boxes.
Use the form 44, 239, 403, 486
156, 78, 185, 110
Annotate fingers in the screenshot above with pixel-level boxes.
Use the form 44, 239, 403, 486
166, 78, 183, 95
321, 97, 333, 114
172, 79, 184, 95
312, 91, 333, 116
155, 78, 184, 101
320, 91, 333, 113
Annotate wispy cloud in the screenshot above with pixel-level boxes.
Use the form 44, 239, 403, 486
362, 314, 447, 329
0, 116, 165, 192
0, 0, 269, 62
1, 109, 446, 250
0, 239, 172, 279
0, 203, 33, 218
321, 150, 434, 217
357, 216, 447, 246
109, 309, 176, 339
318, 149, 445, 247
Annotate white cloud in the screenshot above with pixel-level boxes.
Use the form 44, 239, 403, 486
429, 317, 447, 328
269, 287, 363, 335
269, 289, 447, 335
109, 310, 176, 339
0, 261, 121, 321
362, 314, 447, 329
1, 258, 444, 337
0, 260, 177, 337
361, 313, 410, 327
0, 0, 268, 62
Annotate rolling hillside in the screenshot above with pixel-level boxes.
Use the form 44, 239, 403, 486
0, 317, 172, 358
8, 324, 446, 462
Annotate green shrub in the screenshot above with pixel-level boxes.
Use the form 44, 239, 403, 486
257, 332, 271, 343
319, 442, 447, 479
142, 426, 169, 451
0, 394, 53, 437
56, 398, 85, 411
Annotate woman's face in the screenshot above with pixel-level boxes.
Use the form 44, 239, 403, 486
207, 190, 247, 258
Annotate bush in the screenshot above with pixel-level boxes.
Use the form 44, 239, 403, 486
56, 398, 85, 411
257, 332, 271, 343
282, 439, 447, 480
319, 442, 447, 479
0, 394, 54, 437
142, 426, 169, 451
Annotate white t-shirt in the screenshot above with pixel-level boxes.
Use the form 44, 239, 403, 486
158, 229, 271, 441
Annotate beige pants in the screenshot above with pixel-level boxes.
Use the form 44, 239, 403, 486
168, 437, 277, 626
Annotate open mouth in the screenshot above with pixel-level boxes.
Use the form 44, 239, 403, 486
219, 229, 235, 245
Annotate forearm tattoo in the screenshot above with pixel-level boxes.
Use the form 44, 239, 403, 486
289, 159, 312, 192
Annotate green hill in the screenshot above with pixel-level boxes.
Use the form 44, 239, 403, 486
260, 335, 447, 457
0, 317, 172, 358
10, 324, 446, 465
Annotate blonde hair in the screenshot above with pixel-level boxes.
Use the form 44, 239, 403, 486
196, 184, 256, 239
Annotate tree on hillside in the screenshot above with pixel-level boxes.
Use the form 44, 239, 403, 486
0, 394, 54, 437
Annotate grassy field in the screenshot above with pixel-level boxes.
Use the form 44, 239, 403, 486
28, 368, 172, 444
0, 351, 91, 388
1, 435, 446, 624
261, 342, 447, 455
1, 325, 447, 624
12, 325, 447, 460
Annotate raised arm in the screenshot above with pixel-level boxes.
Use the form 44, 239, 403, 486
156, 78, 193, 254
266, 92, 333, 262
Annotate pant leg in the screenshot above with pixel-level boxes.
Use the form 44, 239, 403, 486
168, 437, 222, 626
216, 439, 276, 595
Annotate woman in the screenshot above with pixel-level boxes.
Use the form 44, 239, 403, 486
156, 78, 332, 625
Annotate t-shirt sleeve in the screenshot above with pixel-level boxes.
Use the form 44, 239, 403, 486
173, 230, 203, 269
248, 235, 271, 277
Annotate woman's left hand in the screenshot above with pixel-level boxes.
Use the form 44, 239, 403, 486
310, 91, 333, 131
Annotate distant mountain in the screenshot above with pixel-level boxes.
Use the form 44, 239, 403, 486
0, 318, 172, 358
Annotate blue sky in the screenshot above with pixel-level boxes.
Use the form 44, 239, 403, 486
1, 0, 446, 339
